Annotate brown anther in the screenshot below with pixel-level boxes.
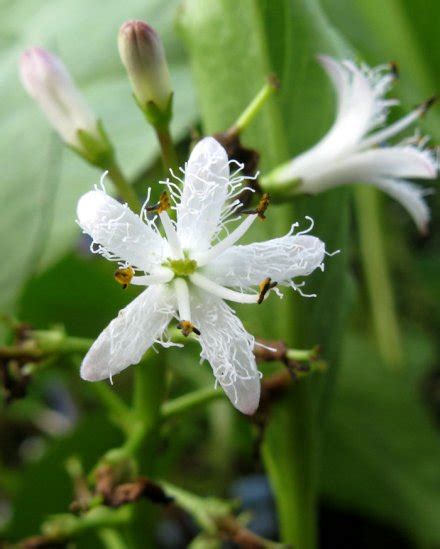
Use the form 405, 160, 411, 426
389, 60, 399, 78
176, 320, 201, 337
146, 190, 171, 214
256, 193, 270, 219
114, 266, 134, 289
242, 192, 270, 220
420, 95, 438, 115
267, 72, 281, 90
157, 190, 170, 213
258, 277, 277, 304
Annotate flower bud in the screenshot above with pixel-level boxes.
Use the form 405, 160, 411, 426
118, 20, 172, 120
20, 47, 113, 166
20, 48, 97, 147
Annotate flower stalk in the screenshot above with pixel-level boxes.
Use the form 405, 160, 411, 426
24, 506, 133, 546
153, 124, 179, 174
228, 75, 280, 136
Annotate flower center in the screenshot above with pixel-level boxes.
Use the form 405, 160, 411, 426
165, 257, 197, 277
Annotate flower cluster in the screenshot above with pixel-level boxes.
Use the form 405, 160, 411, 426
77, 138, 327, 414
20, 25, 437, 415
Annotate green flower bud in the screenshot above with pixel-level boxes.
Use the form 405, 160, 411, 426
118, 20, 172, 119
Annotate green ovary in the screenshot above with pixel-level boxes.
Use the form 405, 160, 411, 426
165, 257, 197, 276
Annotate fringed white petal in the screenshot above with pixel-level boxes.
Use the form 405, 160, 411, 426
295, 146, 437, 194
318, 56, 375, 149
176, 137, 230, 253
77, 190, 167, 271
317, 55, 350, 118
314, 57, 394, 157
371, 178, 431, 234
203, 234, 325, 289
81, 284, 175, 381
339, 147, 437, 180
191, 290, 261, 415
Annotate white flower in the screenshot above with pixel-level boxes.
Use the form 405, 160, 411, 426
20, 47, 100, 150
76, 137, 327, 415
264, 56, 438, 233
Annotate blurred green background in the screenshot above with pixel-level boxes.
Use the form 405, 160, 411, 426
0, 0, 439, 547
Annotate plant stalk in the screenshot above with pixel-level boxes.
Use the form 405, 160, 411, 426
229, 76, 279, 135
262, 380, 318, 549
154, 126, 179, 174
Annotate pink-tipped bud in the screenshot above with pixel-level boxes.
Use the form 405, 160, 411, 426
20, 47, 99, 149
118, 20, 172, 113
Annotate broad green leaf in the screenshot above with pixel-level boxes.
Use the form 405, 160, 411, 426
0, 0, 196, 315
321, 331, 440, 546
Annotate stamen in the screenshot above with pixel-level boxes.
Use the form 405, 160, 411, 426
190, 272, 260, 304
147, 190, 171, 213
242, 193, 270, 220
388, 61, 399, 79
114, 266, 134, 289
157, 191, 170, 213
130, 268, 174, 286
419, 95, 438, 116
176, 320, 201, 337
159, 210, 183, 259
194, 214, 258, 266
360, 99, 435, 150
258, 277, 278, 304
174, 278, 192, 321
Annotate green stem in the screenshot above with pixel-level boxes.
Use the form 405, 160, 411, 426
262, 380, 318, 549
161, 386, 222, 419
161, 363, 326, 422
286, 348, 319, 362
131, 354, 167, 472
355, 187, 403, 368
102, 356, 166, 467
98, 528, 127, 549
31, 331, 94, 354
230, 76, 279, 135
41, 506, 132, 540
107, 162, 142, 213
119, 421, 147, 458
154, 126, 179, 174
